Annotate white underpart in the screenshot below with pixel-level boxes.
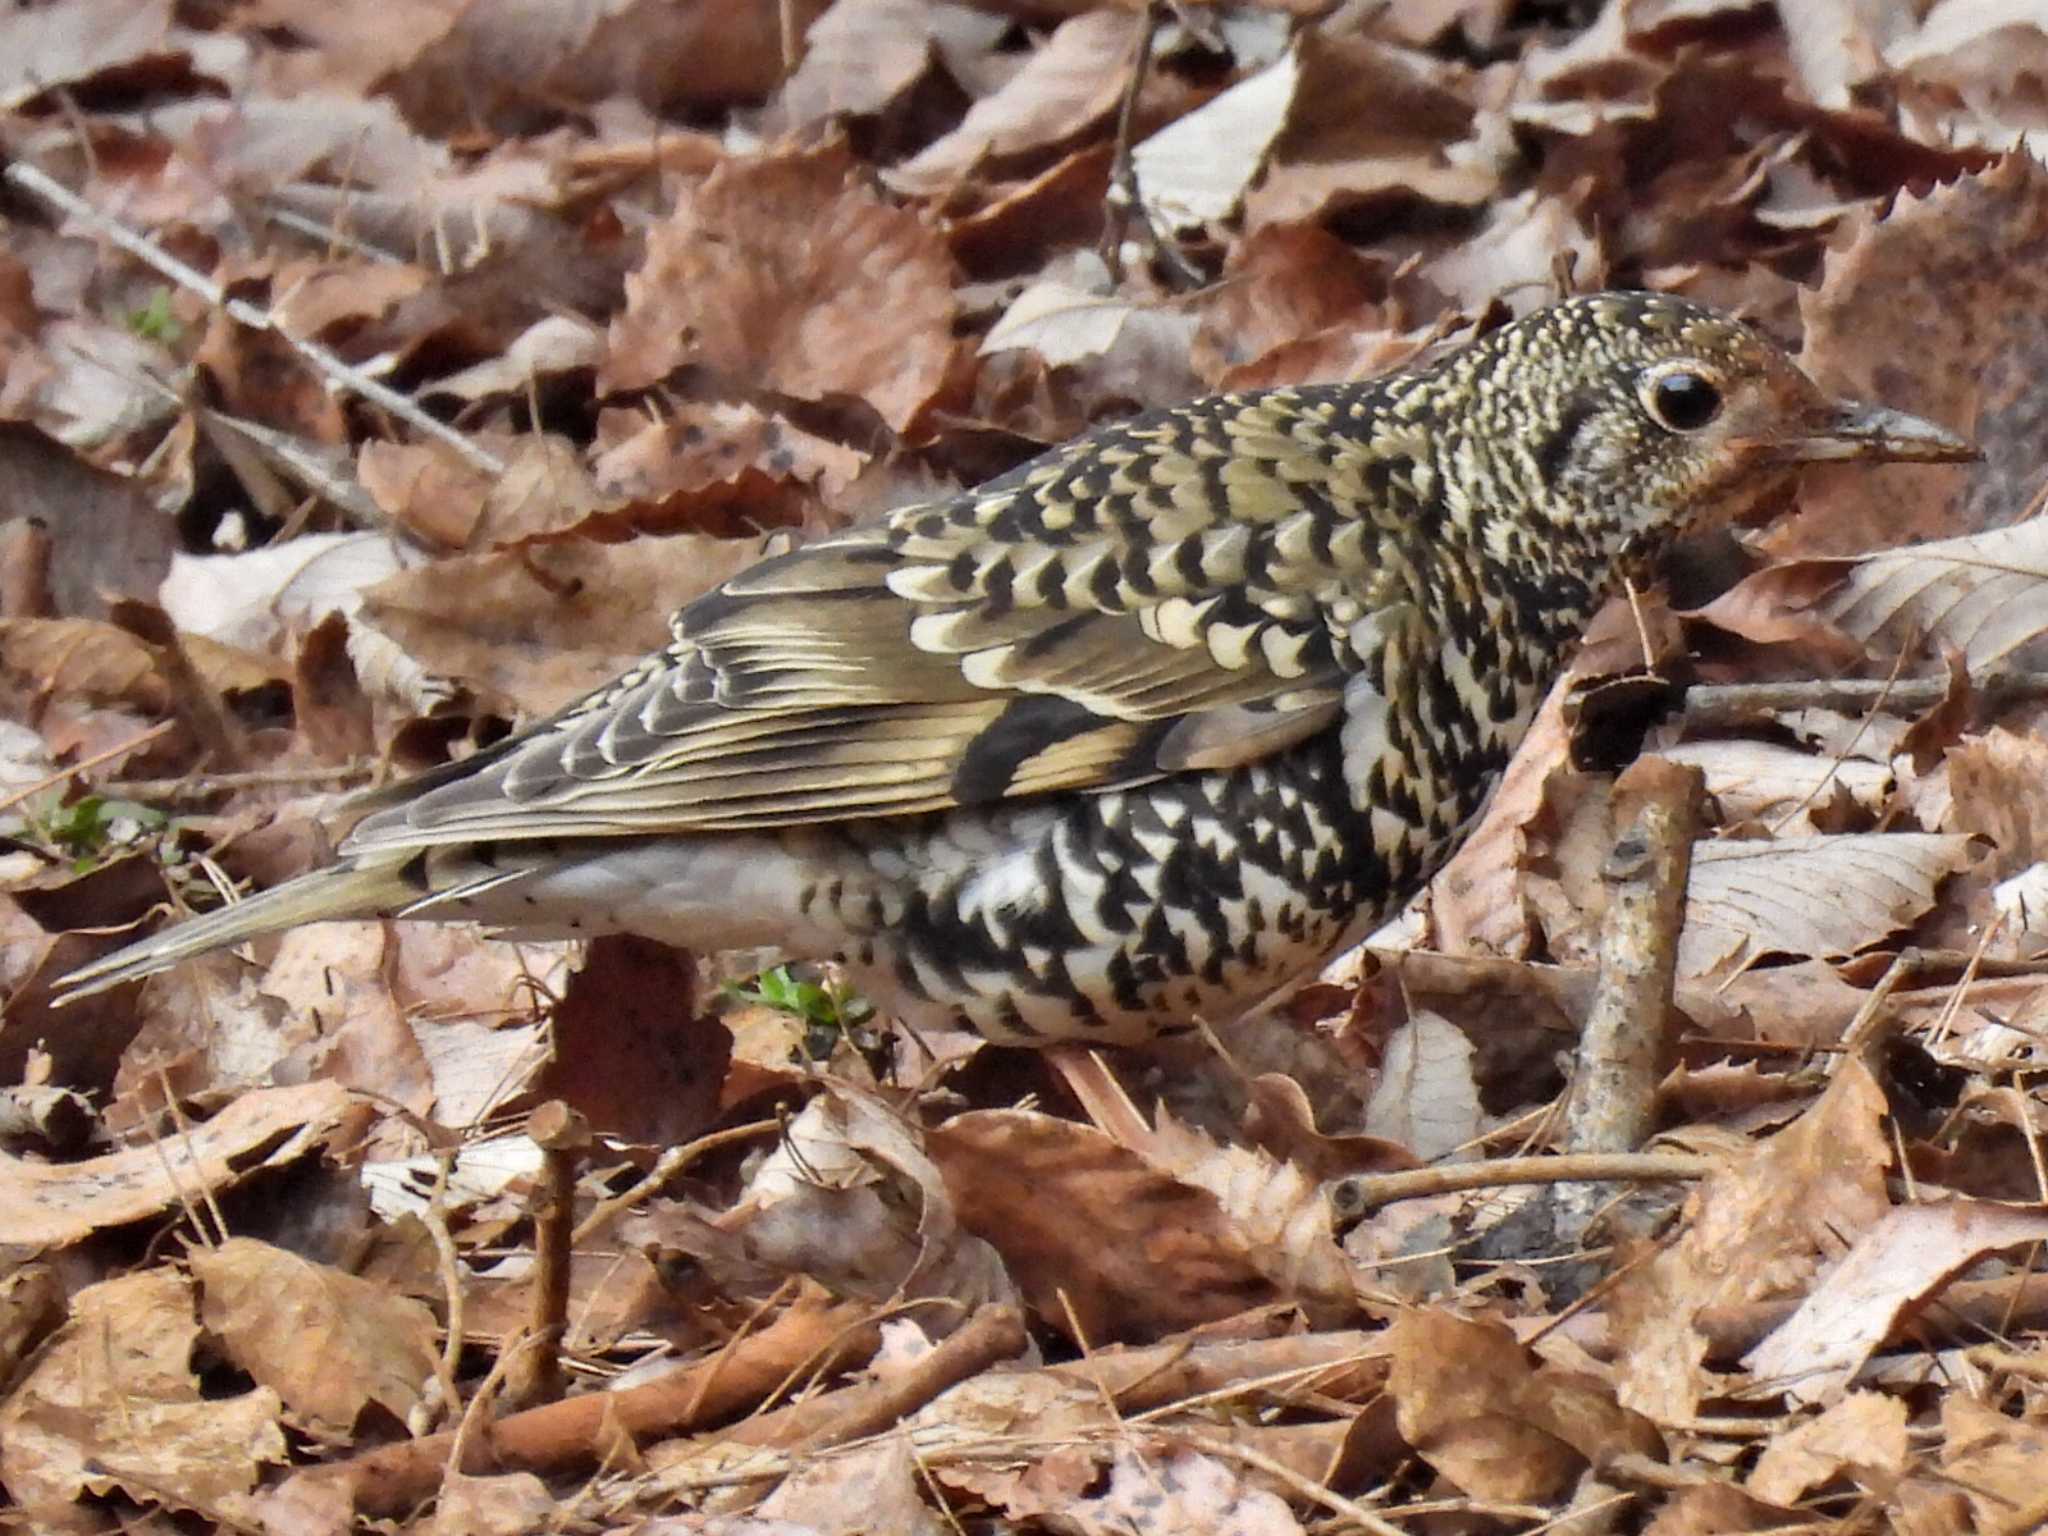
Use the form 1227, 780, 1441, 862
457, 836, 818, 952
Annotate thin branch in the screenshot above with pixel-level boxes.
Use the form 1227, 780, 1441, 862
1553, 757, 1704, 1241
5, 160, 505, 476
1682, 671, 2048, 729
0, 720, 177, 816
1333, 1150, 1714, 1216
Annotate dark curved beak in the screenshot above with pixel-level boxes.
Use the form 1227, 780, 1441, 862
1765, 401, 1979, 465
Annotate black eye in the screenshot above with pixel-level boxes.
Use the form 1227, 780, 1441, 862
1645, 370, 1723, 432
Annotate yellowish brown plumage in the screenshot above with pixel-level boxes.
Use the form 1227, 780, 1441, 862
56, 293, 1972, 1041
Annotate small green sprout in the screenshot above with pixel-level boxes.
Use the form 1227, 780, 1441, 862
42, 795, 167, 873
725, 963, 880, 1064
126, 287, 180, 342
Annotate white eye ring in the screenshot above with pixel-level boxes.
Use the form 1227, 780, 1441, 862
1639, 363, 1724, 433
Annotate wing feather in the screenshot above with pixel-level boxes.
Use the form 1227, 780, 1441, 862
343, 390, 1379, 854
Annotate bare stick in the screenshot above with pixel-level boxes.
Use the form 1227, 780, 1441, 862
93, 761, 376, 802
1552, 758, 1704, 1242
0, 720, 178, 817
4, 160, 504, 476
505, 1102, 591, 1408
297, 1287, 879, 1518
1334, 1150, 1713, 1216
1682, 672, 2048, 729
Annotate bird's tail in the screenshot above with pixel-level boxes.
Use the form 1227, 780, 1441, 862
51, 854, 422, 1004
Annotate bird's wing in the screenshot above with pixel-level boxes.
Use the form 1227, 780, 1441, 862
345, 392, 1390, 850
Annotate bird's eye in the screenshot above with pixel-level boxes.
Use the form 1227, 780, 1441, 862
1643, 369, 1723, 433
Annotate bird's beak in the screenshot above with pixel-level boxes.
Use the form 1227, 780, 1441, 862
1760, 401, 1979, 466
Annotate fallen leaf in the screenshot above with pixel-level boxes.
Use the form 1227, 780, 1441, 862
1679, 832, 1976, 976
0, 1079, 351, 1246
605, 141, 960, 435
191, 1236, 438, 1434
0, 1268, 285, 1517
1744, 1199, 2048, 1404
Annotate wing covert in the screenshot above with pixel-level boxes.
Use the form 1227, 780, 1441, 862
343, 392, 1389, 854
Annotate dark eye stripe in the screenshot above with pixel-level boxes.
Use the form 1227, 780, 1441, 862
1534, 392, 1601, 486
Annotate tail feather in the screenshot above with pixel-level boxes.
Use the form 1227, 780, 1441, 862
51, 855, 423, 1004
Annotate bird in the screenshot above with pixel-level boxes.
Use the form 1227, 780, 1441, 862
54, 292, 1972, 1043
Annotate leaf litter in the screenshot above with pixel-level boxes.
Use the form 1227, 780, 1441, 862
4, 2, 2048, 1533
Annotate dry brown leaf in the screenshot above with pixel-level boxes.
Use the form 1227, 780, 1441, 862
159, 531, 421, 656
1423, 190, 1601, 315
1362, 1008, 1484, 1160
1639, 1483, 1803, 1535
1189, 223, 1386, 386
358, 438, 496, 550
885, 10, 1142, 195
1679, 832, 1976, 976
927, 1107, 1292, 1341
1131, 45, 1297, 236
700, 1085, 1018, 1312
1, 312, 181, 450
1426, 673, 1572, 957
1782, 153, 2048, 554
257, 922, 437, 1116
427, 1471, 559, 1536
358, 531, 773, 717
1779, 0, 1916, 109
0, 615, 172, 712
0, 1268, 286, 1518
1389, 1310, 1662, 1502
0, 1078, 350, 1247
590, 399, 866, 511
1062, 1446, 1307, 1536
759, 1436, 948, 1536
1938, 1394, 2048, 1531
1944, 726, 2048, 876
1747, 1389, 1908, 1505
773, 0, 958, 134
1891, 8, 2048, 150
1608, 1058, 1893, 1422
536, 935, 729, 1147
1744, 1199, 2048, 1405
1145, 1104, 1361, 1319
0, 0, 175, 110
1658, 739, 1891, 834
1819, 518, 2048, 673
605, 141, 960, 435
424, 314, 605, 404
190, 1236, 438, 1435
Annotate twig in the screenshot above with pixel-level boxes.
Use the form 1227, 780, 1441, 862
572, 1119, 781, 1247
1099, 4, 1202, 288
0, 517, 54, 617
704, 1303, 1028, 1512
725, 1304, 1024, 1453
3, 160, 505, 477
109, 601, 248, 772
417, 1151, 467, 1436
0, 720, 177, 817
93, 760, 377, 802
1053, 1331, 1387, 1413
299, 1286, 879, 1518
1681, 671, 2048, 729
1333, 1151, 1713, 1217
1553, 757, 1704, 1241
1178, 1432, 1409, 1536
506, 1101, 591, 1408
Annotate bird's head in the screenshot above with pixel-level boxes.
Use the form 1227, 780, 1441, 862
1453, 292, 1974, 561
